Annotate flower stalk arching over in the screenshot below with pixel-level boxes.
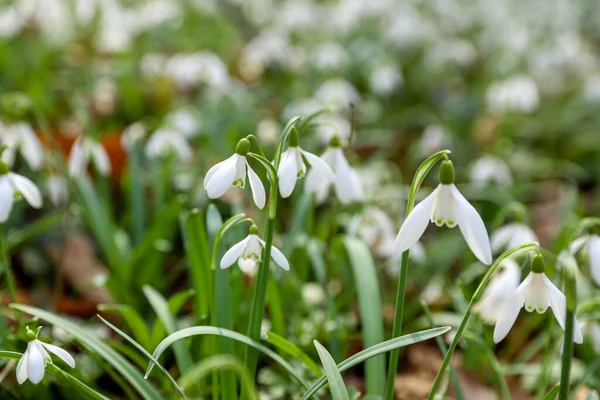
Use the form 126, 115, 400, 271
304, 134, 363, 204
0, 122, 44, 170
277, 128, 335, 198
68, 136, 111, 177
16, 327, 75, 385
220, 224, 289, 276
203, 138, 266, 209
492, 253, 584, 344
393, 159, 492, 265
0, 160, 43, 222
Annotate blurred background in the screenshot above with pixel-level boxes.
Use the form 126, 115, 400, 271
1, 0, 600, 398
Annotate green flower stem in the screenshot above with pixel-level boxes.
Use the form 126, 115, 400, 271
427, 242, 539, 400
0, 229, 17, 306
383, 251, 409, 400
559, 267, 577, 400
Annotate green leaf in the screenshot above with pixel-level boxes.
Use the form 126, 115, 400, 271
144, 286, 194, 374
9, 305, 164, 400
543, 383, 560, 400
6, 212, 64, 251
406, 150, 451, 216
262, 331, 322, 376
342, 237, 385, 395
314, 340, 350, 400
178, 355, 258, 400
97, 304, 151, 349
97, 316, 187, 400
300, 327, 451, 400
167, 289, 195, 315
144, 326, 310, 390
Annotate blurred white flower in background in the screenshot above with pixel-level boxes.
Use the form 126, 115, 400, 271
68, 136, 111, 177
312, 42, 348, 71
569, 235, 600, 285
93, 78, 118, 116
417, 124, 451, 157
0, 6, 24, 38
491, 223, 538, 254
0, 122, 44, 170
315, 117, 351, 144
283, 98, 324, 121
486, 76, 539, 114
275, 0, 319, 32
145, 128, 193, 162
369, 64, 403, 96
241, 30, 292, 79
120, 123, 147, 151
584, 322, 600, 353
582, 74, 600, 103
475, 258, 521, 324
315, 79, 361, 111
46, 175, 68, 207
0, 167, 43, 222
302, 283, 326, 306
256, 119, 281, 145
469, 155, 513, 187
166, 109, 201, 138
165, 52, 230, 91
347, 207, 397, 258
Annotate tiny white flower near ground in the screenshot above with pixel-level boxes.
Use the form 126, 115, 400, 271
68, 136, 111, 177
145, 128, 193, 162
220, 225, 289, 276
469, 155, 512, 187
0, 161, 43, 222
493, 253, 583, 344
304, 135, 363, 205
46, 175, 68, 207
393, 159, 493, 265
17, 327, 75, 385
491, 223, 538, 253
569, 235, 600, 285
203, 138, 266, 209
474, 258, 521, 324
277, 129, 335, 198
0, 122, 44, 170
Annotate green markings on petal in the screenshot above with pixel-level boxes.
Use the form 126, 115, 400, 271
232, 178, 245, 188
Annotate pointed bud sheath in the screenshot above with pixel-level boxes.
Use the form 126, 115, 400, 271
249, 224, 259, 235
329, 134, 341, 148
236, 138, 250, 155
439, 159, 455, 185
288, 128, 300, 147
531, 252, 545, 273
0, 161, 9, 175
25, 327, 38, 342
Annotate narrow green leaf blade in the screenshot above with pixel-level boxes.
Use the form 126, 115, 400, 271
314, 340, 350, 400
543, 383, 560, 400
97, 304, 152, 349
262, 331, 322, 376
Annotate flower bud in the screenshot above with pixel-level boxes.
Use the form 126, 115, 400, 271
235, 138, 251, 155
439, 160, 455, 185
531, 252, 545, 274
329, 134, 341, 148
249, 224, 259, 235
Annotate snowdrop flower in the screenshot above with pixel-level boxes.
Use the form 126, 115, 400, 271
493, 253, 583, 344
486, 76, 539, 114
166, 109, 201, 137
1, 122, 44, 170
369, 64, 403, 96
570, 235, 600, 285
348, 207, 397, 258
469, 155, 512, 187
475, 259, 521, 324
583, 321, 600, 352
46, 175, 68, 207
17, 327, 75, 385
314, 79, 361, 111
145, 128, 193, 162
304, 135, 363, 205
491, 223, 538, 253
393, 160, 492, 265
68, 136, 111, 177
417, 124, 451, 157
220, 225, 289, 275
277, 129, 334, 198
203, 138, 266, 209
120, 123, 146, 151
0, 161, 43, 222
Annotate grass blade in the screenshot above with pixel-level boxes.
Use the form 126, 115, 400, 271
544, 383, 560, 400
314, 340, 350, 400
97, 304, 152, 349
262, 331, 322, 376
10, 304, 164, 400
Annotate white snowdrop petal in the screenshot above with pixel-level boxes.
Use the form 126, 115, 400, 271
493, 292, 524, 343
301, 150, 335, 182
1, 146, 16, 167
20, 125, 44, 170
393, 187, 437, 255
168, 134, 194, 162
220, 238, 249, 269
68, 138, 86, 176
238, 258, 258, 275
333, 149, 356, 204
0, 177, 15, 222
16, 352, 28, 384
203, 159, 226, 189
569, 236, 589, 255
9, 173, 42, 209
451, 185, 492, 265
490, 225, 513, 253
91, 143, 111, 176
247, 164, 266, 209
205, 155, 238, 198
349, 170, 364, 202
270, 245, 290, 271
40, 342, 75, 368
26, 342, 45, 384
545, 275, 567, 330
588, 236, 600, 285
277, 151, 298, 198
573, 319, 584, 344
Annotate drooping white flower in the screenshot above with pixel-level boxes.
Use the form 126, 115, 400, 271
120, 122, 147, 151
491, 223, 538, 253
314, 78, 361, 111
304, 135, 363, 205
475, 259, 521, 324
0, 163, 43, 222
393, 160, 492, 265
469, 155, 513, 187
46, 175, 68, 207
569, 235, 600, 285
68, 136, 111, 177
203, 138, 266, 209
277, 130, 334, 198
348, 207, 398, 259
493, 254, 583, 344
16, 327, 75, 385
145, 128, 193, 162
220, 225, 289, 275
166, 108, 201, 138
0, 123, 44, 170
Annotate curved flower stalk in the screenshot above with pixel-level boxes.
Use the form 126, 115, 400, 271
0, 122, 44, 170
304, 135, 363, 204
0, 160, 43, 222
145, 128, 193, 162
221, 224, 289, 276
203, 138, 266, 209
493, 253, 583, 344
474, 258, 521, 324
491, 223, 538, 254
277, 129, 334, 198
570, 235, 600, 285
68, 136, 111, 177
17, 327, 75, 385
393, 159, 492, 265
